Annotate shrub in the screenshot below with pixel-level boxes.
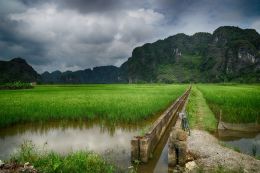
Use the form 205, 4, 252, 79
0, 81, 34, 90
10, 141, 115, 173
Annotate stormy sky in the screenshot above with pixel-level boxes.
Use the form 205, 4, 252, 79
0, 0, 259, 73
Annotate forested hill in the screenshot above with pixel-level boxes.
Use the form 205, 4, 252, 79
1, 26, 259, 83
121, 26, 260, 83
0, 58, 41, 83
0, 58, 121, 84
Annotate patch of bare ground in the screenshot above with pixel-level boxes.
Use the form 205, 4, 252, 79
187, 130, 260, 173
0, 161, 37, 173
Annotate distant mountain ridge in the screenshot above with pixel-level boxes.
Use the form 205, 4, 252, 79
120, 26, 260, 83
41, 66, 120, 84
0, 58, 40, 83
1, 26, 259, 83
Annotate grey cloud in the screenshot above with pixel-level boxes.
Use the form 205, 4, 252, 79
57, 0, 124, 13
0, 16, 51, 65
18, 0, 149, 14
56, 0, 152, 14
0, 3, 166, 72
0, 0, 26, 14
153, 0, 260, 25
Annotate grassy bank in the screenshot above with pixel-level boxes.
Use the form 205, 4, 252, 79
0, 84, 187, 128
197, 84, 260, 124
8, 141, 115, 173
187, 86, 217, 132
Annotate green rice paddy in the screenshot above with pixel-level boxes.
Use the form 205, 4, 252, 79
197, 84, 260, 124
1, 83, 260, 172
0, 84, 187, 128
0, 84, 259, 128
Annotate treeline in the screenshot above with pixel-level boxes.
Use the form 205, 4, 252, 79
0, 81, 34, 90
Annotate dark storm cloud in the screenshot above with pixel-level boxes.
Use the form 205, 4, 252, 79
0, 0, 259, 72
57, 0, 127, 13
0, 15, 50, 65
152, 0, 260, 24
240, 0, 260, 17
20, 0, 149, 13
21, 0, 121, 12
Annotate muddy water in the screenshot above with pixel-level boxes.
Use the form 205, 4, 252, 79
136, 133, 169, 173
0, 121, 147, 169
137, 113, 179, 173
0, 119, 172, 172
217, 130, 260, 157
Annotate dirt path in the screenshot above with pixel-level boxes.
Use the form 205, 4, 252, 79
187, 129, 260, 172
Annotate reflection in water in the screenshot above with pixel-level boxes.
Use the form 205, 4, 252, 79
137, 115, 179, 173
0, 115, 176, 172
0, 120, 147, 169
2, 120, 258, 172
217, 130, 260, 156
153, 139, 169, 173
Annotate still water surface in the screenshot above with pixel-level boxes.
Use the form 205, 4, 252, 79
0, 121, 142, 168
0, 120, 171, 172
0, 121, 259, 172
217, 130, 260, 156
0, 119, 174, 173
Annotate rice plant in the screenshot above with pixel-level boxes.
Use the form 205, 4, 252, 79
0, 84, 187, 127
197, 84, 260, 123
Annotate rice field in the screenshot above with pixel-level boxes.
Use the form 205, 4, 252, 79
197, 84, 260, 124
0, 84, 187, 128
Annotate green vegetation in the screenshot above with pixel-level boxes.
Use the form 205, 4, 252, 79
0, 81, 33, 90
0, 84, 187, 128
157, 54, 203, 83
10, 141, 115, 173
187, 84, 260, 130
121, 26, 260, 83
0, 58, 40, 83
256, 155, 260, 160
197, 84, 260, 123
187, 86, 217, 132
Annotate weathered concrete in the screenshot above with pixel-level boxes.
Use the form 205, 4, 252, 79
131, 87, 191, 163
131, 137, 140, 161
168, 128, 188, 167
168, 89, 190, 169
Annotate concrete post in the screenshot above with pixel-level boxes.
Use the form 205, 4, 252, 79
131, 137, 140, 161
168, 139, 177, 167
139, 137, 150, 163
168, 127, 187, 167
